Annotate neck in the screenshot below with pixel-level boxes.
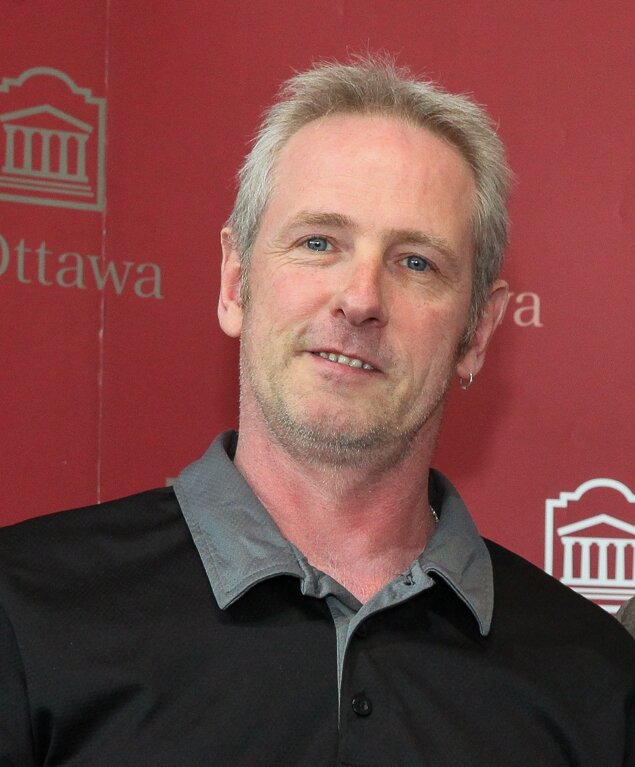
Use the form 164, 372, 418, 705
234, 419, 440, 603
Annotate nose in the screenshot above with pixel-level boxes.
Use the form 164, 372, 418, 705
330, 255, 388, 328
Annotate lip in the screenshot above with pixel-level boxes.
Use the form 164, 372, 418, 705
308, 348, 382, 373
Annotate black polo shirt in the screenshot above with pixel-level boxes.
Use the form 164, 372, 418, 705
174, 431, 495, 699
0, 432, 634, 766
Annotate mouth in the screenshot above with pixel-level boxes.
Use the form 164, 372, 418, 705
311, 350, 377, 371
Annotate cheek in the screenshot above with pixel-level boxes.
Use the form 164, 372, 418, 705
395, 303, 464, 363
261, 268, 332, 322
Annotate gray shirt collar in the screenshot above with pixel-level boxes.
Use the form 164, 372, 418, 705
174, 431, 493, 635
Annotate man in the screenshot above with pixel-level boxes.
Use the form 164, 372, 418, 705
618, 596, 635, 638
1, 57, 634, 766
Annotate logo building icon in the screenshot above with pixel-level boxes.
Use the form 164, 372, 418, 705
545, 479, 635, 613
0, 67, 105, 211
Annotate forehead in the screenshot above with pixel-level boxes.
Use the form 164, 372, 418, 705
263, 113, 476, 254
282, 110, 469, 159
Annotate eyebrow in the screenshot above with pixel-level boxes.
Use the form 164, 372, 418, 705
385, 227, 459, 264
279, 210, 459, 264
280, 211, 356, 235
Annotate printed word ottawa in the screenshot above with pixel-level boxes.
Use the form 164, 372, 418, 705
0, 234, 163, 299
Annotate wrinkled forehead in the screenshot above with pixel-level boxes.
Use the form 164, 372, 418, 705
274, 111, 475, 184
261, 113, 476, 257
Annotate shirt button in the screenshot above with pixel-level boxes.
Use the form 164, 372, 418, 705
351, 693, 373, 717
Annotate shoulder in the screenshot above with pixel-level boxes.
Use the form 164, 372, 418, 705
0, 486, 205, 658
0, 486, 180, 548
0, 487, 185, 596
484, 538, 635, 657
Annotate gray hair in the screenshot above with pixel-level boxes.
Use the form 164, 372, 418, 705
227, 55, 511, 343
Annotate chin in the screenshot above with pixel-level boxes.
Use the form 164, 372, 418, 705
268, 409, 404, 467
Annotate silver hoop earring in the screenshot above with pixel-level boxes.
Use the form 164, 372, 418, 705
459, 371, 473, 391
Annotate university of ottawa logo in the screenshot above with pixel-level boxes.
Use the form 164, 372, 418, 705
545, 479, 635, 613
0, 67, 105, 211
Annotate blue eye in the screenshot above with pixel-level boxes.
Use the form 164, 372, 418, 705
405, 255, 429, 272
305, 236, 329, 252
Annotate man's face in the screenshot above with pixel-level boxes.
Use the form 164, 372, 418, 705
220, 114, 500, 466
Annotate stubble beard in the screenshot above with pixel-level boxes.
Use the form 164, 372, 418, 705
239, 335, 454, 471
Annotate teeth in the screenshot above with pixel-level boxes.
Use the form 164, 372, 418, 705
317, 351, 374, 370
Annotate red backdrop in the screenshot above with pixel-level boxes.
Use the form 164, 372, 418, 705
2, 1, 633, 612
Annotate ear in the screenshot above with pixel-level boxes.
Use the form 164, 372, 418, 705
218, 227, 244, 338
456, 279, 509, 379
